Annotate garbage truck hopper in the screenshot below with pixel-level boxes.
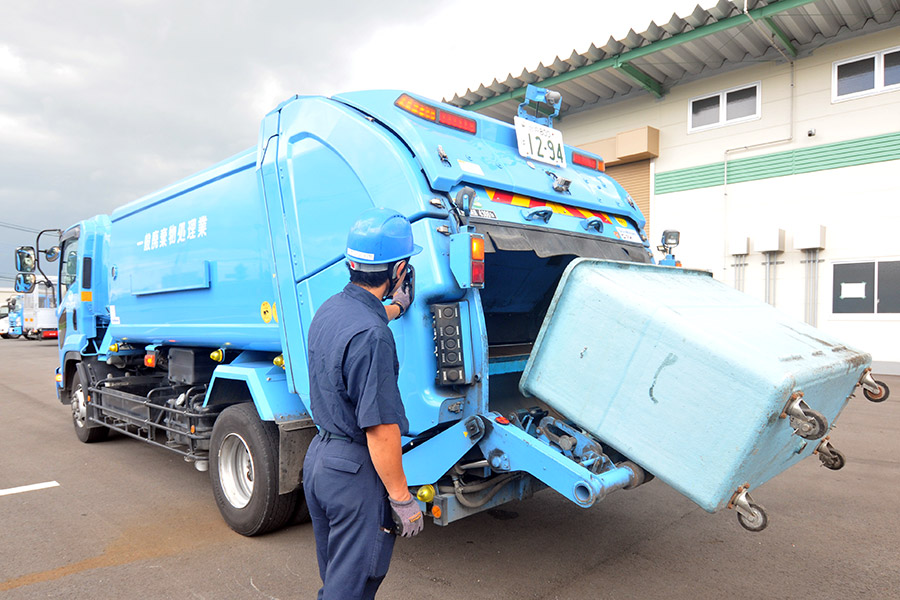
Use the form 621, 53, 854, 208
520, 258, 874, 529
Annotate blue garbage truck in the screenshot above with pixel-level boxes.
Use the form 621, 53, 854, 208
3, 294, 24, 338
14, 87, 888, 536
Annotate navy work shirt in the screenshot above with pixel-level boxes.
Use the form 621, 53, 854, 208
307, 283, 409, 445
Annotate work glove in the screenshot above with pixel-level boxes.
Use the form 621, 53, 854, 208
390, 287, 411, 317
389, 495, 423, 538
390, 264, 415, 317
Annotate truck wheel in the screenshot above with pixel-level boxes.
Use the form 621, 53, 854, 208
210, 403, 298, 536
71, 371, 108, 443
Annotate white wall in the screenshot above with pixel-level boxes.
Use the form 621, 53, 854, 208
560, 28, 900, 367
561, 28, 900, 174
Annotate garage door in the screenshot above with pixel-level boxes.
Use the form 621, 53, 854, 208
606, 160, 651, 232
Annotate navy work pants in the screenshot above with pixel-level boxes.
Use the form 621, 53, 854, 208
303, 435, 396, 600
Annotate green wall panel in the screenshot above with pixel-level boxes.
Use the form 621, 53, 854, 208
655, 131, 900, 194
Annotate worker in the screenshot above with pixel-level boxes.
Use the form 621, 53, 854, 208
303, 207, 424, 599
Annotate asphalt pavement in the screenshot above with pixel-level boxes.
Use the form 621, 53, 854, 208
1, 340, 898, 599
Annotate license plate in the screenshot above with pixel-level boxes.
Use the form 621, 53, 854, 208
514, 117, 566, 168
616, 227, 642, 243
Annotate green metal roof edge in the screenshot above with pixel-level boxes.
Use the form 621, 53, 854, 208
654, 131, 900, 194
463, 0, 819, 113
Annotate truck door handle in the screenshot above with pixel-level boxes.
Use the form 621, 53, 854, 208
581, 217, 604, 233
521, 207, 553, 223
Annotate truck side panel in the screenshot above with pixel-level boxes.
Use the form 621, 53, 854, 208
107, 149, 281, 351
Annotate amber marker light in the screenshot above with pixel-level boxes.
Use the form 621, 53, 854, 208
109, 343, 119, 353
395, 94, 437, 122
144, 353, 156, 368
55, 373, 63, 383
416, 484, 436, 503
431, 505, 442, 519
471, 236, 485, 261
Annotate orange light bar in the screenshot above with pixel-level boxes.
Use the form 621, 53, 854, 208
144, 353, 156, 368
395, 94, 437, 122
438, 110, 477, 134
471, 236, 485, 261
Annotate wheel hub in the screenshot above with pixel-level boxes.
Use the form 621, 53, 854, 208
71, 387, 87, 427
218, 433, 255, 509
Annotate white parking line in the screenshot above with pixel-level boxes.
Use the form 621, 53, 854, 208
0, 481, 60, 497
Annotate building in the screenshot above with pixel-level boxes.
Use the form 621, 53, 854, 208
449, 0, 900, 373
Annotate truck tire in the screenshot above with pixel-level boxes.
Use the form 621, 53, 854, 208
210, 403, 298, 536
71, 371, 108, 443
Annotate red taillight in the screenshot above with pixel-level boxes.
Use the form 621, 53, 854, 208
571, 152, 605, 172
396, 94, 476, 134
144, 353, 157, 368
572, 152, 597, 170
471, 261, 485, 286
438, 110, 477, 134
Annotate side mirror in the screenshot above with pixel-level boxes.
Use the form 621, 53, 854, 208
15, 247, 36, 273
45, 246, 61, 262
15, 273, 36, 294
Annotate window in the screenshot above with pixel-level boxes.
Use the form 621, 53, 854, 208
832, 260, 900, 314
59, 236, 80, 296
833, 46, 900, 101
688, 83, 760, 132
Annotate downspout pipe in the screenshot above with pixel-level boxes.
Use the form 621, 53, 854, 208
723, 1, 797, 276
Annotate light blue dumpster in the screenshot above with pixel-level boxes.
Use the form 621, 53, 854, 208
520, 259, 871, 518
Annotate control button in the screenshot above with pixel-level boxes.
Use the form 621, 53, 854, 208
447, 352, 459, 363
444, 325, 455, 335
447, 370, 460, 382
446, 338, 457, 349
442, 308, 454, 318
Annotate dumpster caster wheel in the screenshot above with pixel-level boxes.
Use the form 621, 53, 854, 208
737, 502, 768, 532
820, 448, 845, 471
816, 438, 846, 471
797, 409, 828, 440
863, 380, 889, 403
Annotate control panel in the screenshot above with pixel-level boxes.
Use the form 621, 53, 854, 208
431, 303, 466, 386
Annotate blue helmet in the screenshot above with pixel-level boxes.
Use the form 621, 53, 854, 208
345, 207, 422, 270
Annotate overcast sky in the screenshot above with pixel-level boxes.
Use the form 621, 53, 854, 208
0, 0, 705, 285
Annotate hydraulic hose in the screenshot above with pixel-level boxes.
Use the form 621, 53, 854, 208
439, 473, 521, 509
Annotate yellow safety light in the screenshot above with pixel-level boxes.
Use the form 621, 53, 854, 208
55, 373, 63, 383
273, 354, 285, 369
109, 343, 119, 353
210, 348, 225, 363
416, 484, 436, 503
